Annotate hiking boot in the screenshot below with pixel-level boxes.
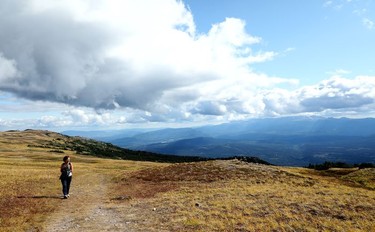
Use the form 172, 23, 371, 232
63, 195, 68, 199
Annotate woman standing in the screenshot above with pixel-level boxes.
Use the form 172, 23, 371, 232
60, 155, 73, 199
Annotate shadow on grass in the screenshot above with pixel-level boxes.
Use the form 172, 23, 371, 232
17, 195, 62, 199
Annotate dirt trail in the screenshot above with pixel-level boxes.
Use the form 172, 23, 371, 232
43, 171, 132, 232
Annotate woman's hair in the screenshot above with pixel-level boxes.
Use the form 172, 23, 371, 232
63, 156, 70, 162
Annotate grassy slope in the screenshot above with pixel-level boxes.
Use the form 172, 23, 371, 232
0, 130, 164, 231
0, 130, 374, 231
22, 129, 208, 163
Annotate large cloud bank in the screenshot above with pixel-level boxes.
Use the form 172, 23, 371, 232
1, 0, 375, 127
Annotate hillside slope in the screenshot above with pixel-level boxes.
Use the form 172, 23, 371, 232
1, 129, 208, 163
1, 129, 270, 164
0, 129, 374, 231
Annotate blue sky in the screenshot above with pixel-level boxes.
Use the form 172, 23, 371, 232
0, 0, 375, 131
186, 0, 375, 83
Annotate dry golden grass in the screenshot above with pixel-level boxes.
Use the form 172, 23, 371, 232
116, 160, 375, 231
341, 168, 375, 189
0, 130, 64, 231
1, 130, 374, 231
0, 130, 164, 231
0, 159, 60, 231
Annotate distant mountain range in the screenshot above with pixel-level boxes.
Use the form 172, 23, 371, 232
63, 117, 375, 166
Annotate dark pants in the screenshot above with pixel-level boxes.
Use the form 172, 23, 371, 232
61, 176, 72, 196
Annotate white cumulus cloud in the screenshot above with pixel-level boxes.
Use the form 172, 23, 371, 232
0, 0, 281, 113
0, 53, 18, 81
259, 76, 375, 116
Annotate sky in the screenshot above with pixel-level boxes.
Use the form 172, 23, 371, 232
0, 0, 375, 131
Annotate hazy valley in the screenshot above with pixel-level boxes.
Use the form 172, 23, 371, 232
65, 117, 375, 166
